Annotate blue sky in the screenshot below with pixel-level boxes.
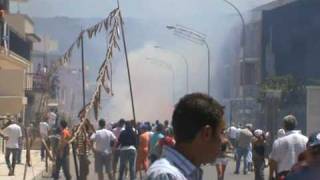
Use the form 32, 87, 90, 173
12, 0, 274, 18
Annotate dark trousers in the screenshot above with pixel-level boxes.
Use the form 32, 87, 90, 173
119, 148, 136, 180
16, 148, 22, 163
40, 142, 45, 160
52, 155, 71, 180
253, 156, 265, 180
235, 147, 249, 174
5, 148, 18, 172
79, 154, 90, 180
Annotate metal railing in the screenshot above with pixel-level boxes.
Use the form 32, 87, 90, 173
0, 19, 32, 60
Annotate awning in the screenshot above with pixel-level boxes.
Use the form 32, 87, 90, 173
0, 96, 27, 115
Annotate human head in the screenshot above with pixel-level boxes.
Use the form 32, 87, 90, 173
60, 120, 68, 129
277, 128, 286, 138
140, 124, 148, 133
17, 118, 22, 124
254, 129, 264, 140
125, 121, 132, 131
118, 119, 125, 127
283, 115, 297, 131
164, 120, 169, 127
156, 124, 164, 133
245, 123, 253, 131
99, 119, 106, 129
306, 131, 320, 161
172, 93, 225, 164
155, 120, 160, 125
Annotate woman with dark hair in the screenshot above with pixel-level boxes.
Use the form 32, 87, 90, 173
118, 121, 137, 180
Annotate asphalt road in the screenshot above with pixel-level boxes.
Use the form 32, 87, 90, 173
49, 155, 268, 180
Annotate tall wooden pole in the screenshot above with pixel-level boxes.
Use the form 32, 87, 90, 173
117, 0, 137, 126
81, 34, 86, 108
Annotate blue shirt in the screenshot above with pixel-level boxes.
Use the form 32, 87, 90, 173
286, 161, 320, 180
146, 146, 203, 180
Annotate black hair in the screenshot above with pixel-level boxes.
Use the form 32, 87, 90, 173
164, 120, 169, 126
119, 119, 125, 126
172, 93, 224, 143
156, 124, 164, 133
99, 119, 106, 128
60, 120, 68, 129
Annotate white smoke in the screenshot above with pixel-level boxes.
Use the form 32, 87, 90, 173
101, 41, 207, 123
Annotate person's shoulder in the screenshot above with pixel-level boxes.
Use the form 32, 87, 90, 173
146, 158, 185, 180
106, 129, 115, 135
286, 132, 308, 141
287, 164, 319, 180
12, 124, 21, 130
296, 133, 308, 141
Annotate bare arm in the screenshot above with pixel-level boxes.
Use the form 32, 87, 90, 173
269, 159, 277, 180
0, 130, 8, 140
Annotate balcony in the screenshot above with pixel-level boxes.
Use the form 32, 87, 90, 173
0, 19, 36, 60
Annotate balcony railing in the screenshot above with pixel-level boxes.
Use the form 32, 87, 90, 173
0, 19, 32, 60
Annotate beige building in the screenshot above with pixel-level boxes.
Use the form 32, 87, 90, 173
0, 12, 40, 116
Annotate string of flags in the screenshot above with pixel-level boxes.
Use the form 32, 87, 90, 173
69, 7, 123, 144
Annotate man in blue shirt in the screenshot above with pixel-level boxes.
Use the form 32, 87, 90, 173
150, 124, 164, 163
146, 93, 225, 180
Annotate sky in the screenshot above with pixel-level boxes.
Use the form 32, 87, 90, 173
12, 0, 275, 19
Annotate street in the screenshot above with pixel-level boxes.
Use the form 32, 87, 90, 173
52, 155, 266, 180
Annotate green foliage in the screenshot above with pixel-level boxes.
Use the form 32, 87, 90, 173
258, 75, 306, 106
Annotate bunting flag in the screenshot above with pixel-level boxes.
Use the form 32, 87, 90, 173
47, 9, 117, 77
69, 8, 122, 144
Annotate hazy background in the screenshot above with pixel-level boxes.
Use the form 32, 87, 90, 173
11, 0, 275, 122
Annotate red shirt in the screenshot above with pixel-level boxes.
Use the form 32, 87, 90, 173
159, 136, 175, 147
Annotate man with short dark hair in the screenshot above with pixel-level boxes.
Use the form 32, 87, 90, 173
0, 120, 22, 176
91, 119, 116, 180
269, 115, 308, 180
146, 93, 225, 180
149, 124, 164, 164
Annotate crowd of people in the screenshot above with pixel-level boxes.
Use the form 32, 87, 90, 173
36, 112, 177, 180
0, 93, 320, 180
224, 114, 320, 180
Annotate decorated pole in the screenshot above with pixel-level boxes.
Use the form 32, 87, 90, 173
81, 33, 86, 108
117, 0, 137, 126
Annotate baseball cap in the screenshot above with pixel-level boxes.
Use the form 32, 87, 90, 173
307, 131, 320, 148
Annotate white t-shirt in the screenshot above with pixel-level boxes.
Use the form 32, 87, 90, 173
39, 122, 49, 137
3, 124, 22, 149
91, 129, 116, 154
112, 126, 124, 139
228, 126, 238, 139
270, 130, 308, 172
48, 112, 57, 127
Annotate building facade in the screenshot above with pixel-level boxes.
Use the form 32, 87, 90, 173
0, 0, 40, 122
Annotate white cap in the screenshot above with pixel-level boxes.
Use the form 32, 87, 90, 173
254, 129, 263, 137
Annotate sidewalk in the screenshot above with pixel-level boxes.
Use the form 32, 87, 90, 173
0, 150, 50, 180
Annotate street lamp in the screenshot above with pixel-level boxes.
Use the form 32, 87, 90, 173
223, 0, 246, 95
146, 57, 176, 104
166, 25, 211, 95
153, 45, 189, 93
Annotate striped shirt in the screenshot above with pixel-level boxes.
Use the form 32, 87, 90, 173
146, 146, 203, 180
